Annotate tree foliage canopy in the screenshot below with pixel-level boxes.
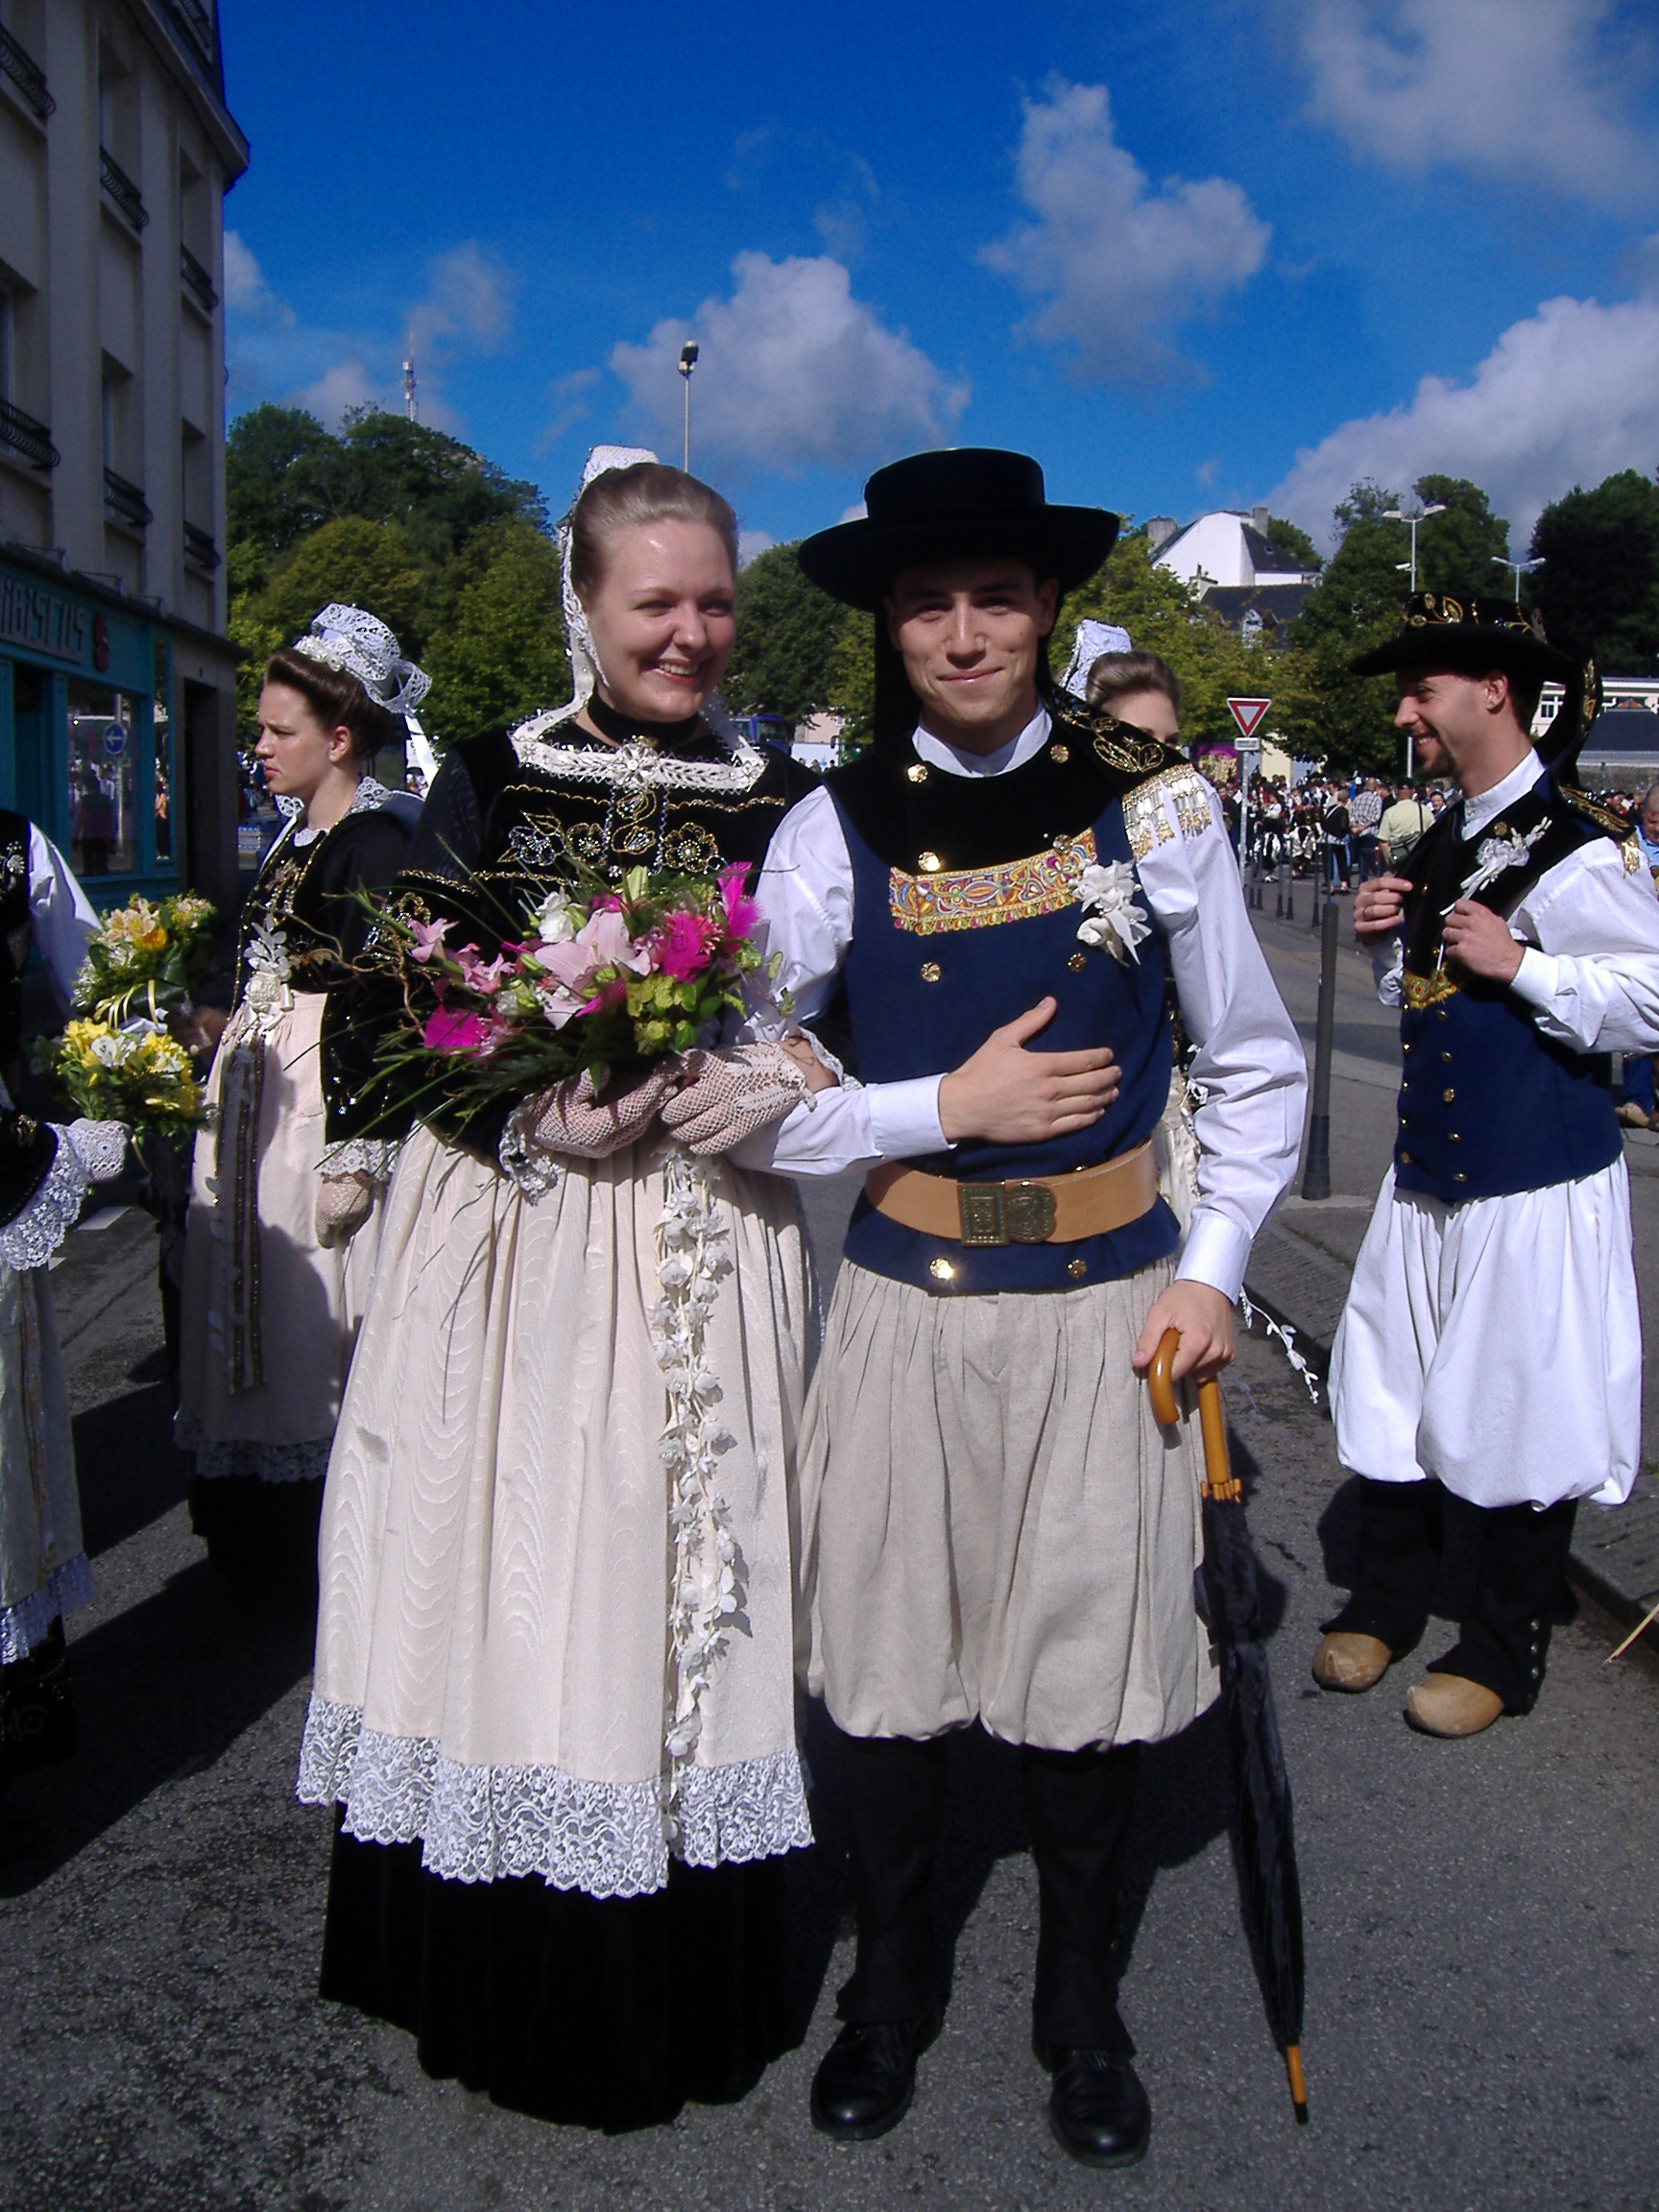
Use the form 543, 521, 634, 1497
723, 543, 845, 723
1530, 469, 1659, 675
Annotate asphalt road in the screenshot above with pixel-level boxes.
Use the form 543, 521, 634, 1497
2, 1174, 1657, 2211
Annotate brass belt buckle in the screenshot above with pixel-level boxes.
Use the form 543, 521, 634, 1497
957, 1180, 1058, 1247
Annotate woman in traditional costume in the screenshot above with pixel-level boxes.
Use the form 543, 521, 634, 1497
0, 1111, 126, 1855
176, 609, 423, 1597
299, 451, 823, 2131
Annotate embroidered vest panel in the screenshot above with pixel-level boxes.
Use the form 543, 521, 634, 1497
0, 810, 30, 1067
834, 793, 1178, 1294
1394, 781, 1623, 1203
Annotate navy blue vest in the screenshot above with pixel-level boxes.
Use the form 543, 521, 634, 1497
1394, 780, 1624, 1205
831, 762, 1180, 1294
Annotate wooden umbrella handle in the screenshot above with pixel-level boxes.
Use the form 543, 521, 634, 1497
1145, 1327, 1241, 1503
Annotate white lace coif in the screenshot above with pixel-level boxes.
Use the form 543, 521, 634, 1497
291, 604, 432, 717
512, 445, 659, 749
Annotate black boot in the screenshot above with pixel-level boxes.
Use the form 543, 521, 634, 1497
1022, 1743, 1149, 2168
811, 1729, 950, 2143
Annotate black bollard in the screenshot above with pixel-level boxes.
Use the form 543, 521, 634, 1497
1301, 899, 1338, 1200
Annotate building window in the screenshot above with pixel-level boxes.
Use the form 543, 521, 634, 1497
67, 685, 137, 878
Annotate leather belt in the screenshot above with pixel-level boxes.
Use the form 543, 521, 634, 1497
866, 1141, 1159, 1248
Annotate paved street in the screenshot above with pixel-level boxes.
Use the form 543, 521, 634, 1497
2, 1008, 1658, 2209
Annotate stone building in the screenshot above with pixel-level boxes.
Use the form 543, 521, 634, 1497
0, 0, 246, 903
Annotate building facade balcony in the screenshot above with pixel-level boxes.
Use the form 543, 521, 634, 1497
0, 399, 60, 471
100, 148, 149, 230
104, 468, 153, 530
183, 520, 219, 570
180, 243, 218, 313
0, 23, 53, 121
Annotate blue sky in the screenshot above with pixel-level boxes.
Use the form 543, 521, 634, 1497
219, 0, 1659, 558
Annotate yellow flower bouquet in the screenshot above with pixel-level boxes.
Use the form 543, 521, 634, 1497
32, 1018, 205, 1139
70, 892, 217, 1024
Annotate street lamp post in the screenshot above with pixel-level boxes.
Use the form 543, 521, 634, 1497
678, 341, 699, 472
1382, 502, 1446, 779
1492, 553, 1544, 603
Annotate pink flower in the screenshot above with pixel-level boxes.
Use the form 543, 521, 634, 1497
408, 917, 454, 964
655, 909, 720, 981
456, 947, 511, 994
536, 940, 601, 995
537, 985, 585, 1031
718, 862, 758, 941
423, 1004, 494, 1055
578, 907, 651, 974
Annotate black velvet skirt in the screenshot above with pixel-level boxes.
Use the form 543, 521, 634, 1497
319, 1820, 797, 2132
187, 1472, 325, 1603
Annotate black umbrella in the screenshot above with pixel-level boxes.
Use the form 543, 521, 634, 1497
1148, 1331, 1308, 2125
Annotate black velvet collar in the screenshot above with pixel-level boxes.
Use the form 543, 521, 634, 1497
584, 693, 705, 747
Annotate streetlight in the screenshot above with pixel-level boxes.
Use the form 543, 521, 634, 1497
1381, 501, 1447, 589
678, 341, 699, 472
1492, 553, 1544, 603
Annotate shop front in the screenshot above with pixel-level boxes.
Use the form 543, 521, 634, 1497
0, 551, 239, 908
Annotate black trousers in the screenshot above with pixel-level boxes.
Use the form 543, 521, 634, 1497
833, 1727, 1139, 2051
1327, 1477, 1577, 1713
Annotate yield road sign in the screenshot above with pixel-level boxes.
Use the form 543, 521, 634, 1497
1227, 697, 1271, 742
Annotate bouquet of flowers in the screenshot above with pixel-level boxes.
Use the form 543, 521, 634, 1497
371, 861, 773, 1130
31, 1018, 205, 1140
70, 892, 217, 1024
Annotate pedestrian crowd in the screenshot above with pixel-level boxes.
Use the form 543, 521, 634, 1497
0, 445, 1654, 2173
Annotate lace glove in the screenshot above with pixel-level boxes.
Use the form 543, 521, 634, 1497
504, 1062, 682, 1177
656, 1042, 811, 1156
65, 1119, 128, 1185
315, 1173, 373, 1251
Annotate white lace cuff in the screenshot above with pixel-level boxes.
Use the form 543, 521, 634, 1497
319, 1137, 401, 1185
66, 1118, 128, 1184
0, 1131, 89, 1271
498, 1095, 563, 1201
297, 1695, 813, 1897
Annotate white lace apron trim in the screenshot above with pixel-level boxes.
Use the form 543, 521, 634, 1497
175, 1411, 331, 1485
0, 1553, 94, 1665
0, 1134, 90, 1272
296, 1694, 812, 1896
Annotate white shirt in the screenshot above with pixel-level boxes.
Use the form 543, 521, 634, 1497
734, 709, 1308, 1302
27, 826, 98, 1009
1373, 751, 1659, 1055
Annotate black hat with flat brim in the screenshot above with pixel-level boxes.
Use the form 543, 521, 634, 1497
1350, 591, 1577, 686
798, 448, 1118, 613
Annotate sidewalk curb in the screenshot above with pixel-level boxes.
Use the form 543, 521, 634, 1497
1242, 1252, 1659, 1661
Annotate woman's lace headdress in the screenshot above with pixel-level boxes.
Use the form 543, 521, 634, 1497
291, 604, 431, 717
512, 446, 657, 746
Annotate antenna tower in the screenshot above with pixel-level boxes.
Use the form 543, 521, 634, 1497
403, 335, 418, 422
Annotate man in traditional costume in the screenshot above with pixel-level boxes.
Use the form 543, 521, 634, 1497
739, 450, 1306, 2166
1318, 594, 1659, 1736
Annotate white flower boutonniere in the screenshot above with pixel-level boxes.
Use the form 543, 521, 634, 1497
1076, 859, 1151, 966
1459, 821, 1549, 901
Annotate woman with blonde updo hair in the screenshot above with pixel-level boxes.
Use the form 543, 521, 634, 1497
176, 606, 421, 1595
301, 450, 830, 2131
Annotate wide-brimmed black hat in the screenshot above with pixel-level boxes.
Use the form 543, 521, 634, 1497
1350, 591, 1577, 685
798, 448, 1118, 613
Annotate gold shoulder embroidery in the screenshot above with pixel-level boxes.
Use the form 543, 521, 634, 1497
1121, 765, 1215, 861
1623, 839, 1643, 875
1561, 783, 1633, 841
889, 832, 1095, 935
1083, 706, 1172, 779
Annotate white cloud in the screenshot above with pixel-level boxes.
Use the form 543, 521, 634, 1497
1269, 293, 1659, 548
737, 529, 775, 567
1294, 0, 1658, 206
609, 252, 967, 475
297, 361, 388, 423
979, 80, 1270, 384
409, 243, 515, 360
223, 231, 288, 323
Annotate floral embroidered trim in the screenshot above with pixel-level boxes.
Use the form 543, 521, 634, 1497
0, 1554, 94, 1665
651, 1144, 745, 1836
0, 1132, 88, 1272
509, 723, 769, 797
889, 832, 1095, 936
296, 1695, 812, 1895
1122, 766, 1215, 861
1401, 967, 1459, 1008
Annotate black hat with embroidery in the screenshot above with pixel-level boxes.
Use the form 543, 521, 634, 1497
797, 448, 1118, 613
1351, 591, 1599, 781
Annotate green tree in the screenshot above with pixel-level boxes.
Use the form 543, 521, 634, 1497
421, 517, 570, 737
1411, 474, 1511, 600
1263, 516, 1323, 574
231, 517, 432, 724
1530, 469, 1659, 674
724, 543, 845, 724
826, 607, 877, 750
226, 403, 337, 554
